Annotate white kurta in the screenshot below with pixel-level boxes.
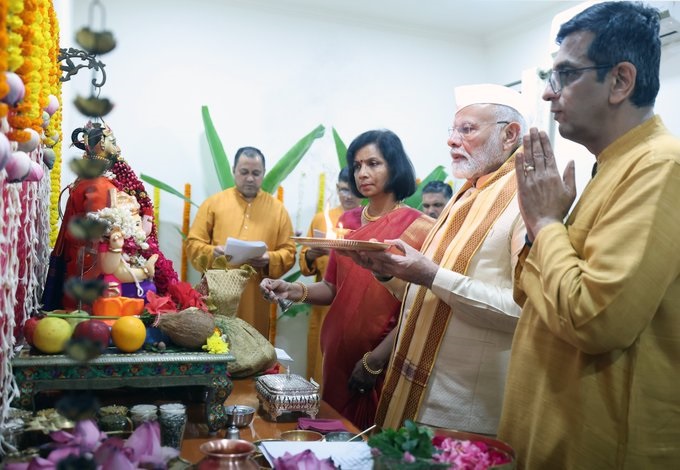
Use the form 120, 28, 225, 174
389, 187, 525, 434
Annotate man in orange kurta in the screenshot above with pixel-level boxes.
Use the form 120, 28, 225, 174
299, 167, 360, 384
186, 147, 296, 337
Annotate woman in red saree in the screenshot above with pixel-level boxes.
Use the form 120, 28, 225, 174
261, 130, 433, 428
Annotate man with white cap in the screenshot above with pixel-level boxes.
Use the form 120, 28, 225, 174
345, 83, 527, 434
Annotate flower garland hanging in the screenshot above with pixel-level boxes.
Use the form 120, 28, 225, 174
316, 172, 325, 213
8, 0, 38, 142
181, 183, 191, 282
108, 157, 179, 296
6, 0, 24, 73
46, 4, 62, 245
0, 1, 9, 115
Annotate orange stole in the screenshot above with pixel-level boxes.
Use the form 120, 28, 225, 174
376, 155, 518, 429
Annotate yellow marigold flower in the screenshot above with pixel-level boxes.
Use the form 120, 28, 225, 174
202, 332, 230, 355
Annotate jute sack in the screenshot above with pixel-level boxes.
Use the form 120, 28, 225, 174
214, 315, 277, 378
194, 257, 276, 377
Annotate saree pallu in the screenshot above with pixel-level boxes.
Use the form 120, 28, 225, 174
320, 207, 434, 429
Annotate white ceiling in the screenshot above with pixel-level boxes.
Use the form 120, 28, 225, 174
242, 0, 577, 39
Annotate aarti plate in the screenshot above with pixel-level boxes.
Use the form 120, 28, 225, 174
291, 237, 390, 251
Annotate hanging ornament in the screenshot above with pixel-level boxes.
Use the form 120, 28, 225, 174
75, 0, 116, 55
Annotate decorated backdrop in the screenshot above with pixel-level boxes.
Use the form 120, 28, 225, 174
0, 0, 61, 453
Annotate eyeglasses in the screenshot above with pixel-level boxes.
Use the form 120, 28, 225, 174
547, 64, 614, 94
337, 188, 352, 196
448, 121, 509, 140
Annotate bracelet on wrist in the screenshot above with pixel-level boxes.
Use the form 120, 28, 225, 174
294, 281, 309, 303
108, 248, 122, 253
362, 351, 383, 375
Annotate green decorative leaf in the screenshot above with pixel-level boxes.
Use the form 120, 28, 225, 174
402, 166, 448, 210
175, 226, 187, 240
201, 105, 234, 190
332, 127, 347, 169
140, 173, 198, 207
283, 270, 302, 282
262, 125, 325, 193
278, 303, 311, 319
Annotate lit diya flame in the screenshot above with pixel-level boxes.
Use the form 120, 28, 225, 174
322, 203, 349, 240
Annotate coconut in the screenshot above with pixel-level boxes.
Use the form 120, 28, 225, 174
158, 307, 215, 349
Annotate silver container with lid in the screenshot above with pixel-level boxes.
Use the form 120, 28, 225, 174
255, 373, 320, 421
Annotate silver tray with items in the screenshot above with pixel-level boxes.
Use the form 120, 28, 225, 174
255, 373, 320, 421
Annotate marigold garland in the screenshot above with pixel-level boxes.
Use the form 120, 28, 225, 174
181, 183, 191, 282
0, 1, 9, 110
317, 172, 325, 213
153, 186, 160, 237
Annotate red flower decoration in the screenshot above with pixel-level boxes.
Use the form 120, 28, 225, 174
145, 291, 177, 315
168, 282, 208, 311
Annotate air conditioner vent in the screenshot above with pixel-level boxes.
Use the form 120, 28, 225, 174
659, 9, 680, 47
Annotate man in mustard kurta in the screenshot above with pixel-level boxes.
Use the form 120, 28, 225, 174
499, 3, 680, 468
186, 147, 296, 337
300, 167, 360, 384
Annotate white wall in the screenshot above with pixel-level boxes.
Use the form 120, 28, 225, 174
59, 0, 680, 375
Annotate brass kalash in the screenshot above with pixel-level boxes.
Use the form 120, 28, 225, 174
255, 372, 320, 421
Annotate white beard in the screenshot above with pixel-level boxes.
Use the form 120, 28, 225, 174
451, 131, 505, 180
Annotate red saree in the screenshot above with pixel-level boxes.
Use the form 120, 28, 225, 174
321, 206, 433, 428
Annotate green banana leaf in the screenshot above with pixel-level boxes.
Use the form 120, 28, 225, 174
283, 270, 303, 282
201, 105, 234, 190
332, 127, 347, 169
403, 165, 448, 210
277, 270, 310, 318
140, 173, 198, 207
175, 226, 187, 240
278, 303, 311, 319
261, 124, 325, 193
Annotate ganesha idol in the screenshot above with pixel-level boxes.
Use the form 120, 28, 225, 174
88, 189, 158, 318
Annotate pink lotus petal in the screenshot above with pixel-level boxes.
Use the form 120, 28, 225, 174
99, 447, 136, 470
74, 419, 107, 450
27, 456, 57, 470
4, 462, 31, 470
46, 446, 82, 463
49, 429, 75, 444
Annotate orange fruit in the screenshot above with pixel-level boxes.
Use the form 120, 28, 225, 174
111, 316, 146, 353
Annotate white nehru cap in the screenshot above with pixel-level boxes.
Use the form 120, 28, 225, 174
454, 83, 528, 121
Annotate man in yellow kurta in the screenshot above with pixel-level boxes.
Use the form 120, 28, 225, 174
186, 147, 296, 337
300, 167, 360, 384
498, 3, 680, 468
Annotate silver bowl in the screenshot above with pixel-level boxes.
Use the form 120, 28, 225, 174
224, 405, 256, 428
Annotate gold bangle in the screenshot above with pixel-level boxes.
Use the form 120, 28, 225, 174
362, 351, 383, 375
108, 248, 122, 253
294, 281, 309, 303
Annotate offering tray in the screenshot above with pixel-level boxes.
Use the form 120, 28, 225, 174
255, 373, 319, 421
291, 237, 390, 251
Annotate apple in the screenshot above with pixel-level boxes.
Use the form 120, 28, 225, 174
72, 320, 111, 350
23, 317, 40, 346
65, 310, 90, 331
